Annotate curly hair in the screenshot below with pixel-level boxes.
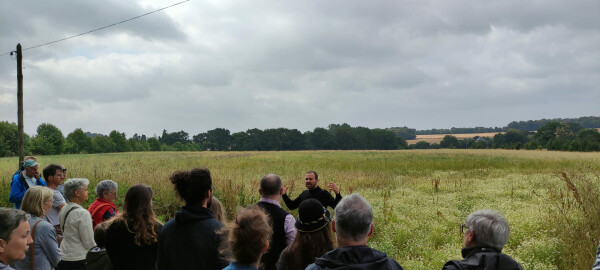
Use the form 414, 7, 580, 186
224, 206, 272, 265
119, 184, 160, 246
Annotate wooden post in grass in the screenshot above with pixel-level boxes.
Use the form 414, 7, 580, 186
16, 43, 24, 166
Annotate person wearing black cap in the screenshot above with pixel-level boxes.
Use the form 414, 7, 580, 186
277, 199, 334, 270
306, 193, 404, 270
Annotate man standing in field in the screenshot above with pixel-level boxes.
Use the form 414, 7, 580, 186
9, 159, 46, 209
255, 174, 296, 270
306, 193, 404, 270
282, 171, 342, 210
43, 164, 67, 244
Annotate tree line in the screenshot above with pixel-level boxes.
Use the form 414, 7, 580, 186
409, 122, 600, 152
0, 122, 406, 157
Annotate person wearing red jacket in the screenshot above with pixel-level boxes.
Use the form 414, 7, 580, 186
88, 180, 119, 228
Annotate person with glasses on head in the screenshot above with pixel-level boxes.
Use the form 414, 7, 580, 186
443, 209, 522, 270
156, 168, 228, 270
57, 165, 68, 202
58, 178, 96, 270
10, 159, 46, 209
88, 180, 119, 228
13, 186, 60, 270
277, 199, 334, 270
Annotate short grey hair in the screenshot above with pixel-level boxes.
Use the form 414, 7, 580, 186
64, 178, 90, 200
95, 180, 118, 198
334, 193, 373, 242
0, 208, 30, 241
465, 209, 510, 251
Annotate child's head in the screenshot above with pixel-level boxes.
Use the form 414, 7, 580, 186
94, 222, 110, 248
209, 197, 227, 223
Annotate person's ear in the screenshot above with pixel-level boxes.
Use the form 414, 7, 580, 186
368, 223, 374, 237
331, 220, 336, 233
0, 239, 6, 252
259, 189, 263, 196
261, 241, 270, 254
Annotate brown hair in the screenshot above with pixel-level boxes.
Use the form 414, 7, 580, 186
119, 184, 160, 246
209, 197, 227, 223
94, 221, 110, 248
278, 224, 334, 270
224, 206, 272, 265
21, 186, 54, 217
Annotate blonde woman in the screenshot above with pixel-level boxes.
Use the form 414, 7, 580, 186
13, 186, 60, 270
222, 206, 272, 270
209, 197, 227, 223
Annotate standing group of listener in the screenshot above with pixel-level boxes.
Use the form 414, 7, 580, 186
1, 158, 526, 270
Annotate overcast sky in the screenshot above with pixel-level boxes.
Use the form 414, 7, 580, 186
1, 0, 599, 137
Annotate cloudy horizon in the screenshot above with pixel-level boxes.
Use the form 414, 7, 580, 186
1, 0, 598, 137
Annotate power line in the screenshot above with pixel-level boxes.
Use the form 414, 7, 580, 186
1, 0, 190, 57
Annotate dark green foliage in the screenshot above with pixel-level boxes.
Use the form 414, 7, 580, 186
30, 123, 64, 155
109, 131, 130, 152
65, 128, 92, 154
147, 137, 161, 151
387, 126, 417, 140
439, 135, 458, 148
507, 116, 600, 131
0, 121, 19, 157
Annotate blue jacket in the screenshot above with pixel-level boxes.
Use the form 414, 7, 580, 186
9, 171, 46, 209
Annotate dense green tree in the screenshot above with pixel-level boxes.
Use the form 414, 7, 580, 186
0, 121, 19, 157
109, 131, 130, 152
147, 137, 161, 151
307, 128, 335, 150
65, 128, 92, 154
91, 135, 116, 153
387, 126, 417, 140
412, 141, 431, 149
160, 130, 190, 145
199, 128, 232, 151
440, 135, 459, 148
31, 123, 64, 155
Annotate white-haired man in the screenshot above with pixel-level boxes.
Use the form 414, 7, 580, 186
306, 193, 403, 270
443, 210, 522, 270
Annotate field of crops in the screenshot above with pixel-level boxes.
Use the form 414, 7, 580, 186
1, 150, 599, 269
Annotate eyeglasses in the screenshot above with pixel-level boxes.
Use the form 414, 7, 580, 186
210, 185, 215, 191
460, 223, 469, 234
62, 168, 67, 173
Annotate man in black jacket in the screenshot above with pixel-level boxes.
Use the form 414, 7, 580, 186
282, 171, 342, 210
442, 210, 523, 270
306, 193, 404, 270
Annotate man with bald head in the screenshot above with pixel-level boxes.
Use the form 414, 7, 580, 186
254, 174, 297, 270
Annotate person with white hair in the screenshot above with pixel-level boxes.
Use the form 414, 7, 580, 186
58, 178, 96, 270
0, 208, 32, 270
306, 193, 404, 270
88, 180, 119, 228
442, 210, 522, 270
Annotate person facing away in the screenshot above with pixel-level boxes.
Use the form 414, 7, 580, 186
0, 208, 33, 270
306, 193, 404, 270
254, 174, 297, 270
222, 206, 272, 270
106, 184, 163, 270
41, 164, 67, 243
86, 222, 112, 270
88, 179, 119, 228
10, 159, 46, 209
442, 210, 523, 270
58, 178, 96, 270
281, 171, 342, 210
277, 199, 335, 270
156, 168, 228, 270
209, 196, 227, 223
13, 186, 61, 270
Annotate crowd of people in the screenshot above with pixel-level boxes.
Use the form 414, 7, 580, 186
0, 157, 528, 270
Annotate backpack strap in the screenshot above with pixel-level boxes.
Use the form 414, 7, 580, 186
89, 203, 112, 219
30, 219, 42, 270
61, 206, 79, 232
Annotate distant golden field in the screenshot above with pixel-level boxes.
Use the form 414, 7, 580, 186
1, 150, 599, 269
406, 132, 501, 145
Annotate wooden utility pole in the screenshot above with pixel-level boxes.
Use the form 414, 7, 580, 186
17, 44, 24, 166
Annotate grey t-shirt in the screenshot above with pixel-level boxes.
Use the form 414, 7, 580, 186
45, 189, 66, 226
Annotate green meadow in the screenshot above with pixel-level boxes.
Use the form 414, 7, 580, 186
1, 150, 599, 269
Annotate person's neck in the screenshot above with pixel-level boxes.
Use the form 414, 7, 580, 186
337, 237, 368, 248
262, 195, 281, 201
70, 197, 84, 205
0, 255, 9, 265
46, 181, 59, 190
309, 186, 320, 190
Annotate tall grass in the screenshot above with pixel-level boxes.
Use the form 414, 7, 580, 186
1, 150, 599, 269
